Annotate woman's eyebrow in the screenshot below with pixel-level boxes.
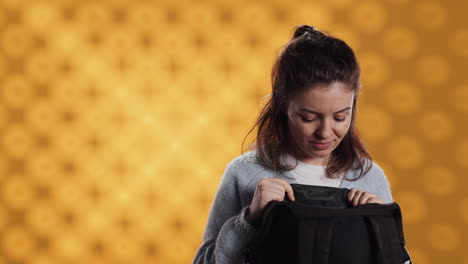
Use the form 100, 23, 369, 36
299, 107, 351, 115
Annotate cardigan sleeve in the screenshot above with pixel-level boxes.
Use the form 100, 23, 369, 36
371, 161, 394, 204
193, 159, 259, 264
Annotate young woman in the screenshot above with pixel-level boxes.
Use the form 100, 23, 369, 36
193, 24, 394, 264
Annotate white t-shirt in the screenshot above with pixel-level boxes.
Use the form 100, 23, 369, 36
281, 153, 344, 187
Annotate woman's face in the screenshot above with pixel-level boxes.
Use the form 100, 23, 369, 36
286, 81, 355, 166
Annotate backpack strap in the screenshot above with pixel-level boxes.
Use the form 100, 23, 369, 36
313, 217, 337, 264
296, 217, 336, 264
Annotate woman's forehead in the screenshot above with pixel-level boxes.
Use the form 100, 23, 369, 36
289, 83, 354, 110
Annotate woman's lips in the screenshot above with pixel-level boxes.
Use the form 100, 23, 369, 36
310, 141, 331, 150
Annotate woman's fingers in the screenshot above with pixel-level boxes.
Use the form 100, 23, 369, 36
269, 178, 295, 201
367, 197, 386, 204
347, 188, 357, 201
352, 190, 365, 206
348, 188, 383, 206
249, 178, 295, 221
348, 188, 359, 206
358, 192, 375, 205
260, 179, 289, 200
280, 179, 295, 201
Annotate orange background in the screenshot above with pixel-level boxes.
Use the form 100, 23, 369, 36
0, 0, 467, 263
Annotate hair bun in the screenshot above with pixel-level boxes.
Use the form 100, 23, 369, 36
292, 25, 322, 39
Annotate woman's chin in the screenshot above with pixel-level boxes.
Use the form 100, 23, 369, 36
305, 149, 330, 157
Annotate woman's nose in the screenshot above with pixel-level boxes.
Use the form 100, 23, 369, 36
315, 119, 333, 139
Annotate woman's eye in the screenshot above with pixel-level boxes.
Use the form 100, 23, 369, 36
300, 116, 346, 122
301, 117, 315, 122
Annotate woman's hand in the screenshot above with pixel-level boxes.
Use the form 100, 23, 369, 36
245, 178, 295, 227
347, 188, 385, 206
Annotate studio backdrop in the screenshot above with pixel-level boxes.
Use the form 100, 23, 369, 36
0, 0, 466, 263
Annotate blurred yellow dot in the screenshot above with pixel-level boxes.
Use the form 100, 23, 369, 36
417, 55, 450, 85
384, 80, 422, 114
419, 111, 453, 141
128, 3, 166, 30
2, 74, 34, 108
234, 2, 269, 28
1, 226, 35, 261
54, 233, 85, 261
359, 52, 390, 88
381, 26, 418, 59
108, 236, 140, 262
422, 166, 456, 196
387, 136, 425, 169
2, 125, 34, 158
414, 2, 447, 30
451, 84, 468, 112
459, 197, 468, 224
427, 223, 460, 251
75, 2, 112, 29
357, 105, 393, 142
27, 154, 61, 184
1, 25, 32, 57
23, 2, 59, 30
48, 25, 84, 54
451, 30, 468, 57
25, 101, 61, 133
181, 3, 219, 30
24, 52, 60, 83
395, 191, 427, 224
350, 1, 387, 34
455, 140, 468, 168
54, 130, 86, 157
24, 201, 62, 237
1, 174, 35, 210
81, 208, 111, 234
55, 181, 87, 209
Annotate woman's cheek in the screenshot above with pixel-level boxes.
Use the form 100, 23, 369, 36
295, 122, 310, 133
338, 121, 352, 136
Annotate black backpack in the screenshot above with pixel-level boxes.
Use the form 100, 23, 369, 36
244, 184, 412, 264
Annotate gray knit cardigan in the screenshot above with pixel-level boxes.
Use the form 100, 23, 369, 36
193, 150, 396, 264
